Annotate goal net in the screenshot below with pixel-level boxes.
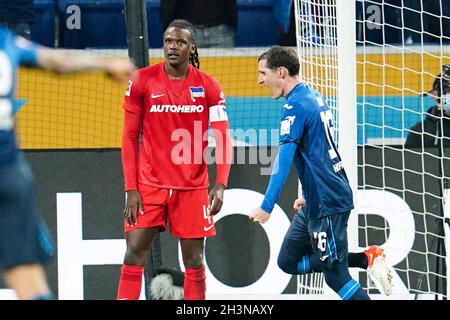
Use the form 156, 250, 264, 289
296, 0, 450, 299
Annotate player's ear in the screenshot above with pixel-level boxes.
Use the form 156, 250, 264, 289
279, 66, 288, 79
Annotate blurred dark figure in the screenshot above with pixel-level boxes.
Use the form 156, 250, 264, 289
0, 25, 135, 300
405, 65, 450, 148
0, 0, 35, 39
160, 0, 237, 48
282, 0, 338, 46
357, 0, 450, 45
399, 0, 450, 44
275, 0, 296, 46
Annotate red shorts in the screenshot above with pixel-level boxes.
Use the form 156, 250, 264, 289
124, 184, 216, 238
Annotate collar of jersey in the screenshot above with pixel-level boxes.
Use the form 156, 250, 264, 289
286, 81, 307, 100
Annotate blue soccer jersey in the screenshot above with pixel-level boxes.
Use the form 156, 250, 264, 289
0, 27, 38, 165
261, 82, 354, 219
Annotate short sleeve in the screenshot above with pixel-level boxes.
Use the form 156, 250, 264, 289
279, 103, 307, 145
13, 35, 38, 66
123, 70, 145, 114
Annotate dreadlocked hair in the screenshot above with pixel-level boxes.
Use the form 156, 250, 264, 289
166, 19, 200, 69
190, 47, 200, 69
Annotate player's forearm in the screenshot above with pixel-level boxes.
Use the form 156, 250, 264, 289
261, 142, 296, 213
122, 137, 138, 190
37, 48, 109, 74
121, 111, 142, 190
122, 135, 139, 190
211, 120, 232, 187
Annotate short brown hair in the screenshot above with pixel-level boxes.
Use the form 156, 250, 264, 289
258, 46, 300, 76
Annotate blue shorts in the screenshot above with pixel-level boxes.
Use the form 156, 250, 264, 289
0, 155, 55, 270
284, 210, 350, 263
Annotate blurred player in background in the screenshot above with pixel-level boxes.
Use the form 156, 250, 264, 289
0, 0, 35, 39
116, 19, 232, 300
249, 46, 393, 299
0, 26, 135, 299
160, 0, 237, 48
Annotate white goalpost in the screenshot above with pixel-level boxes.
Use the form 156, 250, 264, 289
295, 0, 449, 299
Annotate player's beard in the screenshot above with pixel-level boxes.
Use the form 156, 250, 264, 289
167, 57, 188, 69
167, 60, 179, 68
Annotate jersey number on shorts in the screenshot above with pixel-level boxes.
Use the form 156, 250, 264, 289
313, 231, 327, 252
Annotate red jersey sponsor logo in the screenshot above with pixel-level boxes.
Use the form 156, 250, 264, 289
149, 104, 205, 113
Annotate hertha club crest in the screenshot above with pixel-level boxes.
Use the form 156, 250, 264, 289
189, 86, 205, 102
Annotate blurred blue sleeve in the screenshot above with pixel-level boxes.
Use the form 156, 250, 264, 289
12, 35, 39, 66
260, 142, 297, 213
13, 99, 28, 114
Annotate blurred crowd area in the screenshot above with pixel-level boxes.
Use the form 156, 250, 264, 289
356, 0, 450, 46
1, 0, 448, 49
0, 0, 294, 48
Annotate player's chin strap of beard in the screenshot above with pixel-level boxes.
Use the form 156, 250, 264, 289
149, 266, 185, 300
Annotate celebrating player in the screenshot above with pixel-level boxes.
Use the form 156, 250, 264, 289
249, 46, 393, 299
116, 19, 232, 300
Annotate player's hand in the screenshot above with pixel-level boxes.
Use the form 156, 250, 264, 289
208, 183, 225, 216
249, 207, 271, 224
124, 190, 143, 227
105, 59, 136, 82
293, 198, 305, 211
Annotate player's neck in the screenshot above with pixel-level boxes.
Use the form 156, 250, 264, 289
164, 62, 189, 80
283, 76, 302, 98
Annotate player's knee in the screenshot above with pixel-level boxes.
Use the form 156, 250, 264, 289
182, 252, 204, 269
277, 254, 296, 274
277, 260, 290, 274
124, 244, 150, 265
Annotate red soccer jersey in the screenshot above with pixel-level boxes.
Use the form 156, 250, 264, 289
122, 62, 227, 190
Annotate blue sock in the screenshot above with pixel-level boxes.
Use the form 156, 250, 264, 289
297, 254, 329, 274
297, 256, 311, 274
348, 287, 370, 300
338, 279, 370, 300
